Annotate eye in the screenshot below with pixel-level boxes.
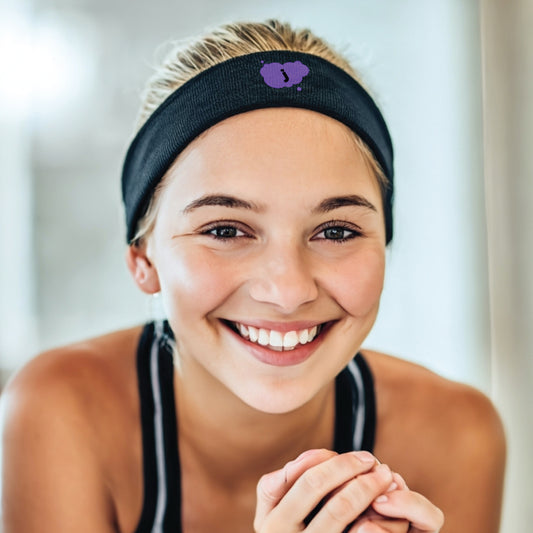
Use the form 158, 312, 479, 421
200, 222, 251, 241
209, 226, 241, 239
313, 221, 363, 243
323, 227, 351, 240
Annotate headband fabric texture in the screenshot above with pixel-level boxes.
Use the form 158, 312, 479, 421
121, 50, 394, 243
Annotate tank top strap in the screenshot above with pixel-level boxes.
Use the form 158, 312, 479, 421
135, 320, 181, 533
134, 322, 377, 532
334, 352, 377, 454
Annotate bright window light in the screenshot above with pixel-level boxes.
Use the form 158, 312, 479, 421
0, 9, 97, 119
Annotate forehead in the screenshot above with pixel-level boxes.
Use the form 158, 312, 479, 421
163, 107, 379, 201
187, 107, 360, 156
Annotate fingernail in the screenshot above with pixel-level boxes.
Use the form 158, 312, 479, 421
352, 451, 376, 463
376, 464, 392, 481
395, 473, 409, 490
374, 494, 388, 503
386, 481, 398, 492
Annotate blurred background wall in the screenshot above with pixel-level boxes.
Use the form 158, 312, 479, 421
0, 0, 530, 531
480, 0, 533, 531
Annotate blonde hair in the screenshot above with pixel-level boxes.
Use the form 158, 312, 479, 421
131, 19, 388, 246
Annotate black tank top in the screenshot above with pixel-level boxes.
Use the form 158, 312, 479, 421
134, 319, 376, 533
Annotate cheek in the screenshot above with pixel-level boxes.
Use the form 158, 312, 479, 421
157, 247, 238, 322
328, 248, 385, 317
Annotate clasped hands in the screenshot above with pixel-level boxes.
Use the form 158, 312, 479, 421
254, 449, 444, 533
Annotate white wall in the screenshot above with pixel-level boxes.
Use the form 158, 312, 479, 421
0, 0, 38, 383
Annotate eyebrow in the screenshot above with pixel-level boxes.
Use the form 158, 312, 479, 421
181, 193, 376, 215
312, 195, 377, 214
182, 194, 263, 214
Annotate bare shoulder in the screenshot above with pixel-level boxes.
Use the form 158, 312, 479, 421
362, 350, 505, 453
1, 324, 144, 441
362, 350, 506, 533
0, 324, 144, 532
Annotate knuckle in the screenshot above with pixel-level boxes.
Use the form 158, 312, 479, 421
301, 464, 327, 490
357, 473, 381, 494
344, 453, 365, 471
351, 466, 391, 498
256, 473, 278, 502
256, 473, 267, 493
374, 464, 393, 485
257, 472, 269, 487
253, 517, 273, 533
351, 450, 376, 465
325, 492, 356, 523
345, 479, 374, 508
253, 515, 276, 533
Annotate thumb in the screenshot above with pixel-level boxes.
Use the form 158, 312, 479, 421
254, 468, 287, 532
254, 449, 337, 532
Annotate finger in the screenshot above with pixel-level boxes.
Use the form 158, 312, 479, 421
350, 522, 390, 533
384, 472, 408, 494
283, 448, 340, 486
254, 449, 335, 530
262, 453, 381, 530
391, 472, 408, 491
349, 506, 410, 533
371, 490, 444, 532
309, 452, 383, 506
255, 450, 380, 532
304, 464, 394, 532
349, 517, 409, 533
357, 506, 409, 527
361, 517, 409, 533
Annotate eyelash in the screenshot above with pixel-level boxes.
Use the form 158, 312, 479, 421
313, 220, 363, 243
200, 221, 252, 241
199, 220, 363, 243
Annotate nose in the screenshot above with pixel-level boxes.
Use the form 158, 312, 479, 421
247, 242, 319, 314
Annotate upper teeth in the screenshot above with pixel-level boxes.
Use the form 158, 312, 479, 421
235, 323, 320, 351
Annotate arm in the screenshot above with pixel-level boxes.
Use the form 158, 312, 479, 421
366, 351, 506, 533
415, 385, 506, 533
303, 385, 506, 533
1, 354, 118, 533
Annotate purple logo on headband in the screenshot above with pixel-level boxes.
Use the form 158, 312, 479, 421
260, 60, 309, 91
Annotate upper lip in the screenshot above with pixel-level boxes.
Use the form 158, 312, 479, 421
222, 319, 332, 332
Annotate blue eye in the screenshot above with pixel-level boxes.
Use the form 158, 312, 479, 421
209, 226, 240, 238
323, 227, 352, 240
201, 222, 250, 241
314, 222, 363, 243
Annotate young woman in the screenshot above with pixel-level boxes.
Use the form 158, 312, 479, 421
1, 19, 505, 533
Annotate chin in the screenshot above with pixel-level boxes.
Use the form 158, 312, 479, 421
220, 362, 335, 416
236, 386, 321, 415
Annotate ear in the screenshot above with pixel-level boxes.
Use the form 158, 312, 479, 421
125, 244, 161, 294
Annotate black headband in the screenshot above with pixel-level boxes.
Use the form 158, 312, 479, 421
122, 50, 394, 243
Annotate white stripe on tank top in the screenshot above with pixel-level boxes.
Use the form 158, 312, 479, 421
145, 319, 369, 531
149, 320, 166, 533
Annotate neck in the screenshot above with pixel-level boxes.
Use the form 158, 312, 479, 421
174, 358, 336, 491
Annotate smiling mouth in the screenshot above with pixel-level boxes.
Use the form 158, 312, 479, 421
223, 320, 328, 351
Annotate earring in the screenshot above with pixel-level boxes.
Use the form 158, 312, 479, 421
149, 291, 167, 320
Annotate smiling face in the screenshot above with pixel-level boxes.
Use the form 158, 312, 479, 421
134, 107, 386, 414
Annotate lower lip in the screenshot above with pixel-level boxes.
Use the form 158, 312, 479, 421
224, 322, 330, 367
